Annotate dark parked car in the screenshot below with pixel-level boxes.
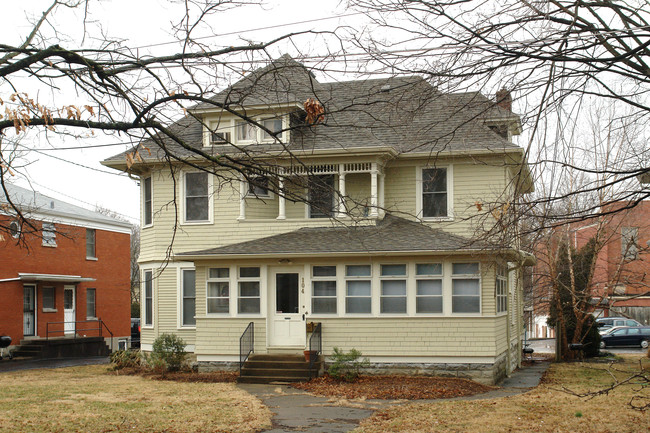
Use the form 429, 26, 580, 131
600, 326, 650, 349
131, 318, 141, 349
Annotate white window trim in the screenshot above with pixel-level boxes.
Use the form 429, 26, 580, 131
344, 264, 373, 316
237, 266, 262, 317
203, 115, 288, 147
496, 264, 508, 315
142, 269, 154, 328
206, 267, 231, 316
142, 176, 153, 228
178, 267, 197, 329
181, 170, 214, 225
451, 262, 482, 315
379, 264, 408, 315
415, 164, 454, 221
311, 265, 338, 316
414, 263, 444, 315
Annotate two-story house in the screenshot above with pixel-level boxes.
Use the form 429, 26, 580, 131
102, 56, 534, 384
0, 183, 132, 354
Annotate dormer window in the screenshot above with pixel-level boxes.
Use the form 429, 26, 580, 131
261, 118, 283, 140
236, 121, 256, 142
211, 131, 231, 144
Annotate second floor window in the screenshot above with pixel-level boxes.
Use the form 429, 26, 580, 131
422, 168, 448, 218
621, 227, 639, 260
236, 121, 256, 141
185, 172, 209, 222
309, 175, 335, 218
42, 222, 56, 247
86, 229, 96, 258
143, 177, 152, 226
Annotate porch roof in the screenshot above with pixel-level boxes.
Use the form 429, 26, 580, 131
177, 214, 498, 259
0, 273, 96, 284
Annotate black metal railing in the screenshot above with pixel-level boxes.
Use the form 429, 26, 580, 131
308, 322, 322, 377
45, 318, 115, 352
239, 322, 254, 374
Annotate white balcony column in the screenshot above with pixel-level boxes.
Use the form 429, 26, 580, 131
337, 164, 347, 218
277, 169, 286, 220
238, 177, 246, 220
370, 162, 378, 217
378, 172, 385, 217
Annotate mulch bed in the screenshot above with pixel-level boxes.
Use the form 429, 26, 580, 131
292, 374, 495, 400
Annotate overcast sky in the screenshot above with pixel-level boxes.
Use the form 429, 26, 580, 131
1, 0, 362, 224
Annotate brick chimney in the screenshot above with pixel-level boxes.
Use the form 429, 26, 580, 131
495, 88, 512, 111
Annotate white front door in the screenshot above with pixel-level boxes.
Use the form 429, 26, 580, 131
64, 286, 75, 335
269, 270, 305, 347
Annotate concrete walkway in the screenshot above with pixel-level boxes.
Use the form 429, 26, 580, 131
239, 361, 550, 433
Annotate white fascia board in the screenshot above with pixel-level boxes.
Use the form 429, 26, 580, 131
190, 101, 304, 115
0, 209, 132, 234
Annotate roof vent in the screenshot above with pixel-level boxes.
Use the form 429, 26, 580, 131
380, 84, 391, 92
50, 201, 55, 209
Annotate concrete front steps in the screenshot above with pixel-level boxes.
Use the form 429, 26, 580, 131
238, 354, 322, 384
12, 337, 110, 359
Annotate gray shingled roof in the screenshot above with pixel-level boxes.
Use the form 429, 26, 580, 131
177, 214, 492, 257
103, 55, 522, 167
1, 183, 131, 229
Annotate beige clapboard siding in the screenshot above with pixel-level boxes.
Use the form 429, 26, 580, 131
139, 157, 514, 261
195, 318, 266, 355
144, 266, 197, 346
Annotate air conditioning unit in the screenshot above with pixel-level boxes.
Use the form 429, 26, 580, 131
211, 131, 231, 144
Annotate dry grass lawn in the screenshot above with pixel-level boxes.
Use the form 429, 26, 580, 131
0, 365, 271, 433
354, 356, 650, 433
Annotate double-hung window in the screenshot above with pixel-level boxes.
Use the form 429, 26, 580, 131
452, 263, 481, 313
247, 176, 271, 198
143, 177, 153, 226
309, 174, 335, 218
312, 266, 337, 314
496, 264, 508, 313
181, 269, 196, 326
261, 118, 283, 140
236, 121, 256, 142
422, 168, 448, 218
143, 270, 153, 326
86, 288, 96, 319
621, 227, 639, 260
345, 265, 371, 314
415, 263, 443, 313
207, 268, 229, 314
42, 287, 56, 311
184, 172, 210, 222
42, 222, 56, 247
238, 267, 260, 314
380, 264, 407, 314
86, 229, 96, 259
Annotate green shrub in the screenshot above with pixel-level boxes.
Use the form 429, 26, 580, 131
109, 349, 141, 370
149, 333, 187, 372
327, 347, 369, 382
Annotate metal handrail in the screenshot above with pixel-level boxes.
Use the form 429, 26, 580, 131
308, 322, 322, 377
46, 318, 115, 352
239, 322, 254, 375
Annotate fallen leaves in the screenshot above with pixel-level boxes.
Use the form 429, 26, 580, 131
293, 374, 494, 400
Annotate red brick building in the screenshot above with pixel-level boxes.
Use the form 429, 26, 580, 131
0, 184, 132, 352
530, 200, 650, 338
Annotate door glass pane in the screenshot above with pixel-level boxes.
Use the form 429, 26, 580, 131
276, 273, 299, 314
64, 290, 73, 309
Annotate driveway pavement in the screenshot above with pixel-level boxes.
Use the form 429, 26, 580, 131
239, 361, 550, 433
